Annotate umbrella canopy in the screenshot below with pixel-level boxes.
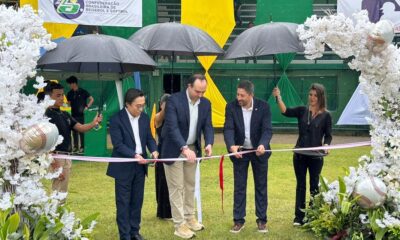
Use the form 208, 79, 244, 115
224, 22, 304, 59
37, 34, 157, 73
129, 22, 224, 56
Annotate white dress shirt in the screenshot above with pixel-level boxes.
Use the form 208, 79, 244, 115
242, 99, 253, 149
126, 108, 142, 155
186, 90, 200, 145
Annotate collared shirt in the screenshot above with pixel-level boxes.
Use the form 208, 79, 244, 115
186, 90, 200, 145
126, 108, 142, 154
66, 88, 91, 117
242, 98, 253, 149
45, 108, 77, 152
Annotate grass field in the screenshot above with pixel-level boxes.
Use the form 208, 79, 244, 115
62, 142, 371, 240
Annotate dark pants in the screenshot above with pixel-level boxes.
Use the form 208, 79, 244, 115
233, 152, 269, 224
293, 153, 324, 222
115, 164, 145, 240
155, 162, 172, 219
72, 116, 84, 149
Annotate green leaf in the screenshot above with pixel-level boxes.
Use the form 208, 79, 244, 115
23, 224, 30, 240
51, 222, 64, 235
0, 209, 11, 227
38, 231, 49, 240
81, 212, 100, 229
338, 176, 346, 205
319, 175, 328, 192
7, 213, 20, 234
375, 228, 388, 240
2, 221, 9, 240
33, 216, 46, 240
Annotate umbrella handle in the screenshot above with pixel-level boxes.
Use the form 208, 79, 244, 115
273, 56, 279, 103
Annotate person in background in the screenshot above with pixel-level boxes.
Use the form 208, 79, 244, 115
44, 82, 102, 197
223, 80, 272, 234
161, 74, 214, 239
272, 83, 332, 226
107, 88, 158, 240
66, 76, 94, 153
154, 93, 172, 220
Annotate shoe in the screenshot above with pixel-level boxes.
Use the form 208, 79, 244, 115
78, 148, 84, 154
186, 218, 204, 231
293, 217, 304, 226
131, 233, 144, 240
174, 224, 195, 239
230, 223, 244, 233
257, 222, 268, 233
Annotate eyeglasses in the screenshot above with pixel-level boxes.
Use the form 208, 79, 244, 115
134, 104, 145, 111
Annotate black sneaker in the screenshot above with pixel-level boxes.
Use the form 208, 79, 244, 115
230, 223, 244, 233
293, 218, 304, 226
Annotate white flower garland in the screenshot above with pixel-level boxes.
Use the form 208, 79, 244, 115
298, 10, 400, 233
0, 5, 95, 239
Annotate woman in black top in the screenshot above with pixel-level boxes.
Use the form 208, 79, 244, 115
154, 94, 172, 220
273, 83, 332, 226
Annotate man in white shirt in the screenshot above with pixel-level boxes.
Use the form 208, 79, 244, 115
107, 88, 158, 240
161, 74, 214, 239
223, 80, 273, 234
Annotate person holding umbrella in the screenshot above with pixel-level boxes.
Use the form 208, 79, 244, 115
272, 83, 332, 226
44, 82, 102, 198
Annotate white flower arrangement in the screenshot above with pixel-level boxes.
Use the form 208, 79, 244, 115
298, 10, 400, 239
0, 4, 96, 239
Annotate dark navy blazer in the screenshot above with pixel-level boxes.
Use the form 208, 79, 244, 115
161, 91, 214, 164
223, 98, 273, 161
107, 109, 157, 179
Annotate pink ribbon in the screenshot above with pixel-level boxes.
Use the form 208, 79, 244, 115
52, 141, 371, 162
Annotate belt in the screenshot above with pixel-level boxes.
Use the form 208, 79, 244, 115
240, 147, 255, 151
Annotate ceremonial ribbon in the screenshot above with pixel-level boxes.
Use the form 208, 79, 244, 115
219, 155, 225, 213
51, 141, 371, 218
52, 141, 371, 162
194, 159, 203, 224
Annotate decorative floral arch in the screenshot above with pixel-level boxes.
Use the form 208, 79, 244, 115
0, 5, 96, 239
297, 11, 400, 239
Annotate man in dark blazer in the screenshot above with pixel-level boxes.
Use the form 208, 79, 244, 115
107, 88, 158, 240
161, 74, 214, 239
223, 80, 272, 234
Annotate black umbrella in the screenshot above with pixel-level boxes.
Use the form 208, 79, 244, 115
37, 34, 157, 111
225, 22, 305, 94
224, 22, 304, 59
129, 22, 224, 93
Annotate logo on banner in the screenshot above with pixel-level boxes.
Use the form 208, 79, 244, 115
54, 0, 84, 19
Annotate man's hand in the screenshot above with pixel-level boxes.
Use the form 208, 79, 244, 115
204, 144, 212, 157
324, 144, 330, 155
92, 113, 103, 126
135, 154, 147, 164
230, 145, 242, 158
151, 151, 159, 160
256, 144, 265, 156
50, 160, 60, 169
182, 148, 196, 163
